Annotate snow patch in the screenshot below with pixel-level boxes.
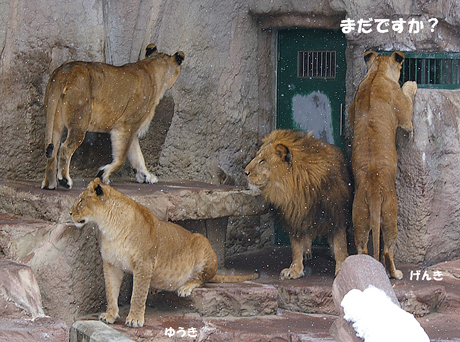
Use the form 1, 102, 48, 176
341, 286, 429, 342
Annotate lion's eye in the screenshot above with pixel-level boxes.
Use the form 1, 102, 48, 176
259, 159, 265, 164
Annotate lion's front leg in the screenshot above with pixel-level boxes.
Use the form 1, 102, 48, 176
398, 81, 417, 132
125, 265, 151, 328
280, 235, 309, 280
127, 135, 158, 184
99, 262, 124, 325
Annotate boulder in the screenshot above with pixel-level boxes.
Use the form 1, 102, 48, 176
0, 258, 45, 320
330, 255, 399, 342
0, 214, 105, 325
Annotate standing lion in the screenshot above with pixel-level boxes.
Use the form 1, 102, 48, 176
245, 129, 352, 279
41, 44, 184, 190
349, 51, 417, 279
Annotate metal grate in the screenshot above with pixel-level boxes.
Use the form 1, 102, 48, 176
381, 52, 460, 89
298, 51, 336, 79
400, 53, 460, 89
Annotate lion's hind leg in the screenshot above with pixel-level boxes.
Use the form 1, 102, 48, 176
352, 188, 371, 255
176, 233, 218, 296
58, 127, 86, 189
381, 194, 403, 280
97, 129, 135, 184
42, 141, 60, 190
42, 107, 65, 190
177, 279, 203, 297
328, 226, 349, 276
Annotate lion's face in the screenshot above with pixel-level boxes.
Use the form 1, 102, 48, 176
245, 141, 290, 193
245, 148, 271, 192
70, 179, 105, 227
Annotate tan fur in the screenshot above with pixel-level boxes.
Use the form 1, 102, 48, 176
42, 44, 184, 190
349, 51, 417, 280
245, 129, 352, 279
69, 179, 258, 328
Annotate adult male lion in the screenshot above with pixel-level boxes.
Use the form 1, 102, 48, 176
69, 178, 258, 328
245, 129, 352, 279
41, 44, 184, 190
349, 51, 417, 279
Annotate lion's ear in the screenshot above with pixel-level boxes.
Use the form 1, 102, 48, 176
392, 51, 405, 65
145, 44, 157, 58
275, 144, 291, 164
364, 51, 377, 70
94, 184, 104, 196
175, 51, 185, 65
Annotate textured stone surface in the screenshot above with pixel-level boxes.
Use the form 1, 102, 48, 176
108, 309, 337, 342
0, 258, 45, 320
396, 89, 460, 265
190, 282, 278, 317
0, 317, 69, 342
0, 179, 266, 223
0, 214, 105, 325
70, 320, 135, 342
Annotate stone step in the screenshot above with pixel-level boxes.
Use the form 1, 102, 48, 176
141, 280, 280, 318
73, 309, 337, 342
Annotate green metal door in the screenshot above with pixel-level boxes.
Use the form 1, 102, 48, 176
277, 29, 347, 152
276, 29, 347, 245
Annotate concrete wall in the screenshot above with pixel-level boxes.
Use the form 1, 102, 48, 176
1, 0, 460, 265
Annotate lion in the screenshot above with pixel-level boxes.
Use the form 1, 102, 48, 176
245, 129, 352, 279
41, 44, 184, 190
349, 51, 417, 280
69, 178, 258, 328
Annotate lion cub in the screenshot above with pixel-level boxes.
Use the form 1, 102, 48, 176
70, 178, 258, 328
349, 51, 417, 279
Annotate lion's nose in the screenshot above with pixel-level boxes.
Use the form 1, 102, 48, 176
245, 170, 250, 176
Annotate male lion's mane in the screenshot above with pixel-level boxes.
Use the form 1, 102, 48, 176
259, 129, 351, 237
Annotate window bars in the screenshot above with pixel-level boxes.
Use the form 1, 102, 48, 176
384, 52, 460, 89
298, 51, 337, 79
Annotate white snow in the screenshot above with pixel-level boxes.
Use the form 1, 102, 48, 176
341, 286, 430, 342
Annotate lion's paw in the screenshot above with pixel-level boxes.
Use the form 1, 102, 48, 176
136, 171, 158, 184
41, 179, 57, 190
392, 269, 403, 280
99, 312, 119, 324
58, 177, 73, 189
402, 81, 417, 97
177, 285, 194, 298
280, 266, 304, 280
125, 313, 144, 328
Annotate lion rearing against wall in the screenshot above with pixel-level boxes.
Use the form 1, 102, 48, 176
41, 44, 184, 190
349, 51, 417, 280
245, 129, 352, 279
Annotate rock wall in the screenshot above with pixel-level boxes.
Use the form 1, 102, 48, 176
2, 0, 460, 264
396, 89, 460, 265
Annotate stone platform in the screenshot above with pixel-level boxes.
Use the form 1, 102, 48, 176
1, 179, 460, 341
72, 248, 460, 342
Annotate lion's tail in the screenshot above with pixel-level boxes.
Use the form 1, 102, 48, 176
44, 68, 66, 159
369, 183, 382, 262
209, 272, 259, 283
